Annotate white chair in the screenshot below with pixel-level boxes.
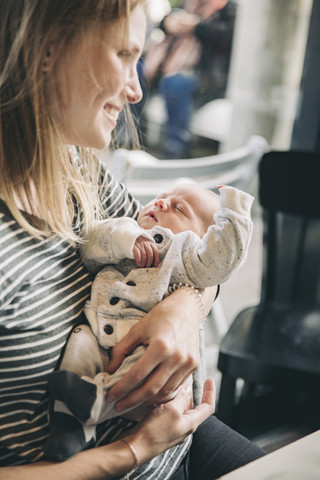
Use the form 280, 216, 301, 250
109, 135, 269, 344
110, 135, 269, 205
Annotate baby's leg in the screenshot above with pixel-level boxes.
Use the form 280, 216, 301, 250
43, 404, 96, 461
60, 323, 110, 376
82, 345, 148, 422
44, 324, 108, 460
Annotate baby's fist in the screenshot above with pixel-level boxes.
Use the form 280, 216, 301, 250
133, 236, 160, 268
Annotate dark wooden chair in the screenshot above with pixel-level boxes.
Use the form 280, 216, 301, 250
216, 150, 320, 436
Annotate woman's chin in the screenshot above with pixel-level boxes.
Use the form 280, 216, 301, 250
98, 132, 112, 150
74, 134, 112, 151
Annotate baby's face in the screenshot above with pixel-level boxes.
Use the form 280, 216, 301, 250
138, 184, 220, 237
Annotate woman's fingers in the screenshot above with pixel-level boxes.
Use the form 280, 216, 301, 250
107, 341, 179, 407
108, 340, 196, 410
202, 378, 216, 409
186, 378, 216, 420
177, 378, 215, 435
148, 370, 195, 406
107, 352, 159, 405
107, 290, 201, 408
157, 376, 193, 413
124, 378, 215, 467
112, 366, 177, 411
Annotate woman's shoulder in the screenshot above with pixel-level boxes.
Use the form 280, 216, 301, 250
94, 153, 141, 221
0, 199, 39, 247
0, 199, 20, 238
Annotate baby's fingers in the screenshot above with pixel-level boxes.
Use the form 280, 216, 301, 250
133, 245, 143, 266
150, 242, 160, 267
133, 238, 159, 267
143, 242, 158, 267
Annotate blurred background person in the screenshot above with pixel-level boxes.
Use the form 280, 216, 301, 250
143, 0, 237, 158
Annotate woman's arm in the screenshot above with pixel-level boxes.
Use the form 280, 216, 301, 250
106, 285, 217, 411
1, 379, 215, 480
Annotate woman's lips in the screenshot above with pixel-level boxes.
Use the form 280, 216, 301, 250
103, 104, 121, 126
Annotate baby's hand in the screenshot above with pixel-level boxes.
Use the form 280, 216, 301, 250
133, 236, 160, 268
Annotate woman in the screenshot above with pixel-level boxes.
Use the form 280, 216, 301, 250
0, 1, 264, 479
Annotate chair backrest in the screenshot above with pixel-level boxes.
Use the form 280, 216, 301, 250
258, 151, 320, 305
110, 135, 268, 204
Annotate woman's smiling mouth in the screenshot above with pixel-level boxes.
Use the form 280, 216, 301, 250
103, 104, 121, 126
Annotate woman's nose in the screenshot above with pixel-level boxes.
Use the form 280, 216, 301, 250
154, 199, 168, 211
125, 70, 143, 104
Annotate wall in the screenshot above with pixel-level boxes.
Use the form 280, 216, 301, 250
221, 0, 313, 151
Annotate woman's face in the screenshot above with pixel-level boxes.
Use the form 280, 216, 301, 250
47, 5, 146, 149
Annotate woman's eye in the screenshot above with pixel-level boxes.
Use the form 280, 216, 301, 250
118, 51, 132, 60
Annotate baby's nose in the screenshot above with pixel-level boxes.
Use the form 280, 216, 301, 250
154, 199, 168, 211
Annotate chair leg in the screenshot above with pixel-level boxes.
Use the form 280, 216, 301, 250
207, 298, 228, 343
216, 373, 237, 427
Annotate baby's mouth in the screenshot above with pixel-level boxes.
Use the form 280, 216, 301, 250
148, 211, 158, 222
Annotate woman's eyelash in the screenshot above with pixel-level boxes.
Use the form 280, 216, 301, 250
118, 50, 132, 58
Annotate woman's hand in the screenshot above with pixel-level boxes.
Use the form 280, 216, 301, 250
125, 378, 216, 466
106, 287, 216, 412
1, 380, 215, 480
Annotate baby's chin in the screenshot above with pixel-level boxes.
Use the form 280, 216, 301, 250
138, 217, 158, 230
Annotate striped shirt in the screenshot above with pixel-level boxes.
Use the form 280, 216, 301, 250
0, 163, 190, 478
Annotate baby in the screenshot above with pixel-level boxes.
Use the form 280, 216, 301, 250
44, 183, 254, 460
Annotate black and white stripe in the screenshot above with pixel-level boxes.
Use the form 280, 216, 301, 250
0, 165, 189, 478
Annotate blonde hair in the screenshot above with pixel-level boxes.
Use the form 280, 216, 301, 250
0, 0, 144, 245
